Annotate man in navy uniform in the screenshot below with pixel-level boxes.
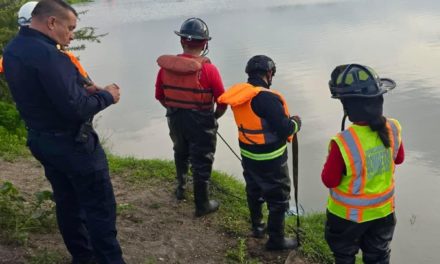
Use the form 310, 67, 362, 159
3, 0, 125, 263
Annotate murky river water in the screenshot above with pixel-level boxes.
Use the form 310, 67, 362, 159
74, 0, 440, 262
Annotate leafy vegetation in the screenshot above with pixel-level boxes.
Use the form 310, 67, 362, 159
0, 181, 56, 245
226, 238, 260, 264
27, 248, 64, 264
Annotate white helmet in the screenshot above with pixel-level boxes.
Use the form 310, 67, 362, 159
17, 1, 38, 27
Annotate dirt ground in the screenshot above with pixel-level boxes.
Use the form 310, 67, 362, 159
0, 158, 305, 264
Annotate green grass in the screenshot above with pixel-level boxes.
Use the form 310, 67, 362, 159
0, 182, 56, 245
0, 102, 28, 161
0, 126, 28, 161
27, 249, 64, 264
291, 213, 334, 264
225, 238, 261, 264
108, 155, 334, 263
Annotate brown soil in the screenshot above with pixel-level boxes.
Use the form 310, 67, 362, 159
0, 158, 305, 264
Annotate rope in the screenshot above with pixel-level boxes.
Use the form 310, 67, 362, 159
216, 131, 242, 162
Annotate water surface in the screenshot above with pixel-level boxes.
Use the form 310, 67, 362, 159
75, 0, 440, 262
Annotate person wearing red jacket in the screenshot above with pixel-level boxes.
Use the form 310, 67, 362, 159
322, 64, 405, 264
155, 18, 227, 217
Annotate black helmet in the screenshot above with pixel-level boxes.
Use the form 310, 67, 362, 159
174, 17, 211, 41
245, 55, 276, 76
329, 64, 396, 99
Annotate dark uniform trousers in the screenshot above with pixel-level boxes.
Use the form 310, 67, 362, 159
27, 130, 124, 264
325, 210, 396, 264
167, 109, 217, 185
242, 150, 291, 214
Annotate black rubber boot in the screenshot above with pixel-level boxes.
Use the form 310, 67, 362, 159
175, 170, 187, 200
174, 159, 189, 200
194, 181, 219, 217
247, 196, 266, 238
265, 210, 298, 251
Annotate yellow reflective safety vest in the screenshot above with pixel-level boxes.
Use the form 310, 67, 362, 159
327, 118, 402, 223
218, 83, 293, 160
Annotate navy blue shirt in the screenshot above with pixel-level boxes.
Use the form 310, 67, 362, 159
250, 77, 295, 139
3, 27, 114, 132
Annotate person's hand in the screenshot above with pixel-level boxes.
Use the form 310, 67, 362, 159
104, 83, 120, 104
84, 83, 101, 94
290, 115, 301, 132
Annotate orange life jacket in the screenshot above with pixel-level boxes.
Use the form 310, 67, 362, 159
157, 55, 214, 110
218, 83, 293, 145
61, 51, 92, 85
0, 57, 3, 73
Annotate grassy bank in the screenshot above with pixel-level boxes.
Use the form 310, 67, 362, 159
0, 102, 335, 263
107, 155, 334, 264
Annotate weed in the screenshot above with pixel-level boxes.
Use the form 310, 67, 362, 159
143, 256, 157, 264
0, 182, 56, 245
27, 248, 64, 264
116, 202, 135, 215
149, 203, 161, 210
225, 238, 260, 264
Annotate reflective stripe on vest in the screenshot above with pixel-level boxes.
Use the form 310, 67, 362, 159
388, 120, 400, 160
328, 119, 401, 223
330, 186, 394, 208
157, 55, 214, 110
240, 144, 287, 161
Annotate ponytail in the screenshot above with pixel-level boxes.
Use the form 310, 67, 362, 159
368, 116, 390, 148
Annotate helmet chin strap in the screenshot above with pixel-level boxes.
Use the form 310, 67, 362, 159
201, 42, 209, 56
341, 112, 347, 131
266, 72, 273, 87
341, 102, 348, 131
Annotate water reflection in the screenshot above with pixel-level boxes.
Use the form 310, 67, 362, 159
75, 0, 440, 262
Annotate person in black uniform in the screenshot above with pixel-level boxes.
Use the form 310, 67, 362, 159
2, 1, 124, 263
219, 55, 301, 250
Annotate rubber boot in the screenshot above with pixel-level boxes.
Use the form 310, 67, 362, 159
265, 210, 298, 251
247, 196, 266, 238
175, 170, 187, 200
194, 181, 219, 217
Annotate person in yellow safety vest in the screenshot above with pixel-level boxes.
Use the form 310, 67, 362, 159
1, 1, 93, 89
218, 55, 301, 251
322, 64, 405, 264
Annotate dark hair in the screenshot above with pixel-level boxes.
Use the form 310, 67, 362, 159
32, 0, 78, 20
368, 116, 390, 148
342, 96, 390, 148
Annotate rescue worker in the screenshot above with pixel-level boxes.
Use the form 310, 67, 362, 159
2, 1, 125, 263
218, 55, 301, 250
155, 17, 227, 216
322, 64, 405, 264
